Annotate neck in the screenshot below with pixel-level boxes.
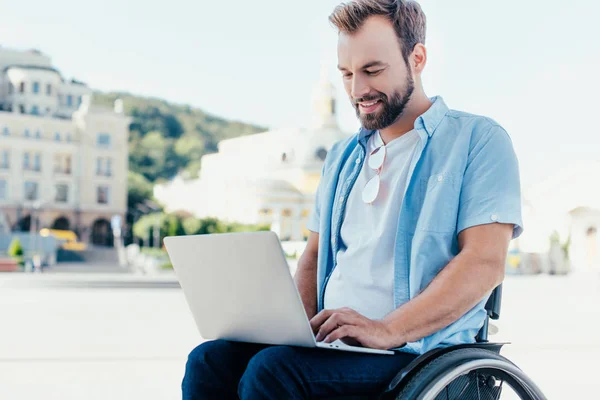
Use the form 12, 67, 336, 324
378, 92, 432, 144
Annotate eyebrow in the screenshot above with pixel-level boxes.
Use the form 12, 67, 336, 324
337, 61, 388, 71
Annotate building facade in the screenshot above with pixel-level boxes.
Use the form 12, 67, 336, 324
154, 69, 351, 241
0, 47, 130, 246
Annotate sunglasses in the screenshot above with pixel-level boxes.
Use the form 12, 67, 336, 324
362, 140, 387, 204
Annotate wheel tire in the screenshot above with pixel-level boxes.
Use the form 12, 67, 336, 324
395, 348, 544, 400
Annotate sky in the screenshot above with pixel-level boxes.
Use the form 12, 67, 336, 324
1, 0, 599, 186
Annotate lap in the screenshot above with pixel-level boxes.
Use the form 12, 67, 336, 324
193, 340, 417, 397
243, 344, 418, 397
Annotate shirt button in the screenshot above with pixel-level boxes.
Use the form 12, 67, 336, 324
339, 196, 345, 203
355, 158, 361, 164
491, 214, 498, 221
437, 174, 444, 182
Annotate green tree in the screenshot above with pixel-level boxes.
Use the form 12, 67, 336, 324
127, 171, 154, 209
182, 216, 202, 235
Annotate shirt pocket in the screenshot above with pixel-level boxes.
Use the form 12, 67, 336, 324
418, 173, 459, 233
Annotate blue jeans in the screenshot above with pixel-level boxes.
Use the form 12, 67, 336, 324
182, 340, 418, 399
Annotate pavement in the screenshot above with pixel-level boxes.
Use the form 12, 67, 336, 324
0, 266, 598, 399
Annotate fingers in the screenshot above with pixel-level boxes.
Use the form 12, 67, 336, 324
309, 309, 333, 332
316, 311, 351, 342
323, 325, 358, 344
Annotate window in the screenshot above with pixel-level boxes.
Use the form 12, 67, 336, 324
23, 153, 30, 169
0, 179, 6, 200
54, 154, 72, 175
8, 82, 14, 94
24, 181, 39, 201
19, 104, 25, 114
55, 184, 68, 203
66, 133, 72, 143
6, 104, 12, 112
46, 84, 52, 96
55, 132, 61, 142
97, 157, 113, 177
65, 155, 72, 174
24, 129, 31, 138
96, 133, 111, 147
33, 153, 41, 171
35, 130, 41, 139
19, 82, 25, 93
66, 95, 73, 107
24, 152, 41, 172
77, 96, 82, 106
96, 157, 103, 175
33, 82, 40, 94
97, 186, 110, 204
1, 150, 9, 169
2, 127, 8, 137
31, 105, 39, 115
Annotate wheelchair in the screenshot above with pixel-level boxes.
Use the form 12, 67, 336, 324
334, 285, 547, 399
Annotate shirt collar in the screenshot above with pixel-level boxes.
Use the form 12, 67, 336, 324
358, 95, 449, 144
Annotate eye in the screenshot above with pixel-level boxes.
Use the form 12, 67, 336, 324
342, 72, 353, 79
365, 69, 383, 76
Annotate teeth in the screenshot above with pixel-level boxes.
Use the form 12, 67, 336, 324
361, 101, 378, 107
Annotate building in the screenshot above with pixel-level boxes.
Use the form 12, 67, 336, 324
0, 47, 130, 246
515, 162, 600, 273
154, 68, 351, 241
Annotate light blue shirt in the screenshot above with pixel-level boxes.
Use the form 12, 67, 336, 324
307, 96, 523, 355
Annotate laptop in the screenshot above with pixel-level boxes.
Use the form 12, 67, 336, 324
163, 231, 394, 355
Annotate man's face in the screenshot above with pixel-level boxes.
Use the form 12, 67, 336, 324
337, 15, 414, 130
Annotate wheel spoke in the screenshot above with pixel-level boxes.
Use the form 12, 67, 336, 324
494, 379, 504, 400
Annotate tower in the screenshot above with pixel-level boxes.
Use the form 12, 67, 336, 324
311, 63, 339, 130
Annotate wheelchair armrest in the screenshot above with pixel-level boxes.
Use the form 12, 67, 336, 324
485, 284, 502, 320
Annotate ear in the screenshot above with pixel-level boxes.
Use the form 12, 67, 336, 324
411, 44, 427, 74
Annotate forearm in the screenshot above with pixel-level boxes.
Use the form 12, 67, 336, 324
294, 253, 318, 320
383, 249, 504, 348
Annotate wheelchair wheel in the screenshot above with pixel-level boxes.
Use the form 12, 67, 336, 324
395, 348, 547, 400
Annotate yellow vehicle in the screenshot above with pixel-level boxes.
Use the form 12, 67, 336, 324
40, 228, 87, 251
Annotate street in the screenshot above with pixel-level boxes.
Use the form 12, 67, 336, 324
0, 270, 598, 399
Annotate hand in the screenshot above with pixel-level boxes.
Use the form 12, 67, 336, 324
309, 307, 396, 350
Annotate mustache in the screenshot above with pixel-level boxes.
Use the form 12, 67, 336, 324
353, 94, 386, 105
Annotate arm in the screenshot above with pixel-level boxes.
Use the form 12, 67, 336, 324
381, 222, 513, 347
294, 232, 319, 320
312, 223, 513, 349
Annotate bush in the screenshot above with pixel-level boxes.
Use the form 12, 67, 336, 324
8, 238, 24, 258
160, 262, 173, 270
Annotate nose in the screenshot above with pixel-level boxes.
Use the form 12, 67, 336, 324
351, 75, 370, 101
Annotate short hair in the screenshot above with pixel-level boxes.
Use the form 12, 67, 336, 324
329, 0, 427, 63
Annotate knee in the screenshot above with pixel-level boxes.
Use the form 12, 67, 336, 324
239, 347, 302, 398
186, 340, 230, 371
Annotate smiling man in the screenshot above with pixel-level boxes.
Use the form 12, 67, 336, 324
182, 1, 523, 399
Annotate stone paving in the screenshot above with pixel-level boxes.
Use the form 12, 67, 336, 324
0, 268, 598, 399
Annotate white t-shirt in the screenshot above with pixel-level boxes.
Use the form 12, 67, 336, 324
324, 129, 420, 320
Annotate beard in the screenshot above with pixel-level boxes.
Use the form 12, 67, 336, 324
353, 74, 415, 131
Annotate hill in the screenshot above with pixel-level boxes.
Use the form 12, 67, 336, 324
93, 91, 267, 183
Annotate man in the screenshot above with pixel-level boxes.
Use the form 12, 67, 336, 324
182, 0, 523, 398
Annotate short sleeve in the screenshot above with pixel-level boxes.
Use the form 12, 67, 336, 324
307, 165, 326, 233
457, 125, 523, 239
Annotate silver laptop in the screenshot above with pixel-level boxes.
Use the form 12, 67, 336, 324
163, 231, 394, 355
